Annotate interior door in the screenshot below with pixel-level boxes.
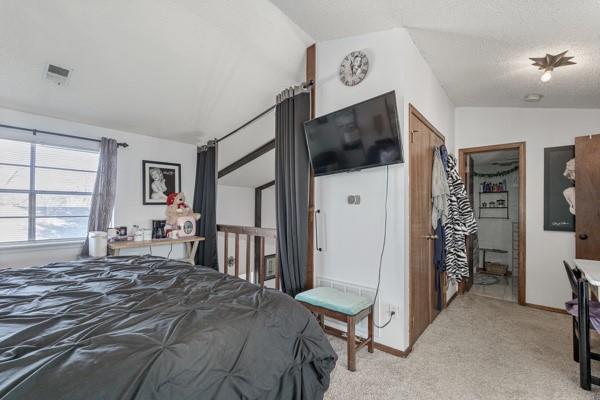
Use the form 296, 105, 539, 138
409, 108, 444, 346
464, 155, 475, 292
575, 134, 600, 260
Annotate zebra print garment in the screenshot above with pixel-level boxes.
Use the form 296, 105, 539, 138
444, 154, 478, 281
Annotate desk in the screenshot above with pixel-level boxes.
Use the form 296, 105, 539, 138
572, 259, 600, 390
108, 236, 204, 265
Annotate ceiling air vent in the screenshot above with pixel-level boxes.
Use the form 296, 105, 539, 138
45, 63, 72, 86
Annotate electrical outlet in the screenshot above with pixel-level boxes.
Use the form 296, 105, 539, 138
386, 304, 400, 318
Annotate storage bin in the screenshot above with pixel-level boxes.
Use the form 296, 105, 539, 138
89, 231, 108, 257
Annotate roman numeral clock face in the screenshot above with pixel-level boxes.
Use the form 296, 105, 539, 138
339, 51, 369, 86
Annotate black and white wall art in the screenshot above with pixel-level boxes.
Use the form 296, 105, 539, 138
142, 160, 181, 205
544, 145, 575, 231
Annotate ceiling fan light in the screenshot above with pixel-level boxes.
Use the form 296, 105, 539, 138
540, 70, 552, 83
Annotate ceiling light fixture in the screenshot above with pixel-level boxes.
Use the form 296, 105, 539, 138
540, 70, 552, 83
530, 50, 576, 83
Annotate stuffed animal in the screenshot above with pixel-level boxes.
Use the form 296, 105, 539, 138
165, 192, 201, 226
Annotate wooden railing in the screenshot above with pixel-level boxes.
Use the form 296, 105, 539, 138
217, 224, 280, 289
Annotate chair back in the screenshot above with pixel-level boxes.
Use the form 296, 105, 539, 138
564, 260, 581, 298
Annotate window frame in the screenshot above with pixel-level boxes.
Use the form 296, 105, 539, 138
0, 141, 98, 244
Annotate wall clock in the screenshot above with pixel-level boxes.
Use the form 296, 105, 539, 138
339, 51, 369, 86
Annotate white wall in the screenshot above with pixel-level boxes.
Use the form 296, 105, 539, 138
315, 28, 455, 351
0, 107, 197, 267
260, 186, 277, 258
455, 107, 600, 309
216, 184, 255, 274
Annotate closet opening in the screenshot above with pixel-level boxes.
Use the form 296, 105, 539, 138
458, 143, 526, 305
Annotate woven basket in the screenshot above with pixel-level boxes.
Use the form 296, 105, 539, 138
485, 262, 508, 276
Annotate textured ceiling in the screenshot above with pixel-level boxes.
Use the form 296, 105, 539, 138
0, 0, 312, 143
271, 0, 600, 108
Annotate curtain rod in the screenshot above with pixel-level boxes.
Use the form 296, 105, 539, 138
216, 80, 314, 144
0, 123, 129, 148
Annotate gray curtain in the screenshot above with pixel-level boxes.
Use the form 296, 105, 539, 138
194, 141, 218, 269
276, 90, 311, 296
81, 137, 118, 256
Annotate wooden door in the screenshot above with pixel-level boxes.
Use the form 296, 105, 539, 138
464, 155, 475, 292
575, 134, 600, 260
409, 106, 445, 346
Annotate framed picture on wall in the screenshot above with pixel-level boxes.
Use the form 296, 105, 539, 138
544, 145, 575, 231
142, 160, 181, 205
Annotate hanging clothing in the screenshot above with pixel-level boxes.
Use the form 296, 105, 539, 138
444, 153, 478, 281
432, 147, 450, 230
433, 145, 449, 310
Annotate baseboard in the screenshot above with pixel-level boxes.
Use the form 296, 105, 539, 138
446, 291, 458, 307
323, 325, 412, 358
525, 302, 567, 315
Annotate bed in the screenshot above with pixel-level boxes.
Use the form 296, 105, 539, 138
0, 256, 337, 399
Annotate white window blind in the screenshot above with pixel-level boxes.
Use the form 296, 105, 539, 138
0, 137, 99, 244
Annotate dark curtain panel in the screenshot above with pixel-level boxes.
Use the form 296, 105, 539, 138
194, 141, 218, 269
81, 137, 118, 256
276, 90, 311, 296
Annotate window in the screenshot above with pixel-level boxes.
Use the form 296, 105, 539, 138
0, 138, 99, 244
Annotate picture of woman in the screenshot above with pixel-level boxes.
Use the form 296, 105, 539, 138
544, 146, 575, 231
150, 168, 168, 200
143, 161, 181, 205
563, 158, 575, 215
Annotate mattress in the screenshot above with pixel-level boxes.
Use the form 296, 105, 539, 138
0, 256, 337, 399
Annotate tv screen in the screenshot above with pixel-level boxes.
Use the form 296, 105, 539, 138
304, 91, 403, 177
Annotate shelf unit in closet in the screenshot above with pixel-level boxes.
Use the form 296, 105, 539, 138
478, 191, 509, 219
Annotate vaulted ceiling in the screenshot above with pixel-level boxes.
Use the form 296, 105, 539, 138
0, 0, 312, 144
271, 0, 600, 108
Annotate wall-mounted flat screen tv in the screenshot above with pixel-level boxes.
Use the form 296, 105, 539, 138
304, 91, 403, 177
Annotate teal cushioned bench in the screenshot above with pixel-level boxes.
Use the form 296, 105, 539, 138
295, 287, 373, 316
295, 287, 374, 371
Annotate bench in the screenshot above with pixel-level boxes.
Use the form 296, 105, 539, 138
295, 287, 374, 371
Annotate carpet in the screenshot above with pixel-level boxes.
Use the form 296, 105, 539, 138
325, 294, 599, 400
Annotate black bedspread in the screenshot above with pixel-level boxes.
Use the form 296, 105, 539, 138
0, 256, 336, 399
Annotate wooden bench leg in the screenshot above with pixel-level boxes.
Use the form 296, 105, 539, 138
347, 316, 356, 372
368, 308, 374, 353
317, 313, 325, 329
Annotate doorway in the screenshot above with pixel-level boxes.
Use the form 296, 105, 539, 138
408, 105, 445, 347
458, 143, 526, 305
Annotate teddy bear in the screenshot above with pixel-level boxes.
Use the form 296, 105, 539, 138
165, 192, 201, 227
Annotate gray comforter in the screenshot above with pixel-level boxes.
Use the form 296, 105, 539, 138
0, 256, 336, 399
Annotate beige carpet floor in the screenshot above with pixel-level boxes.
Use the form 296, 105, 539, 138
325, 294, 599, 400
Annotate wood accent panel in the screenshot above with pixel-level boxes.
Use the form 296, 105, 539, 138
217, 224, 277, 238
306, 43, 316, 290
408, 104, 444, 347
218, 139, 275, 178
458, 142, 526, 305
217, 225, 279, 288
254, 187, 262, 281
256, 180, 275, 191
525, 302, 568, 315
245, 234, 251, 282
575, 134, 600, 260
223, 231, 229, 275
